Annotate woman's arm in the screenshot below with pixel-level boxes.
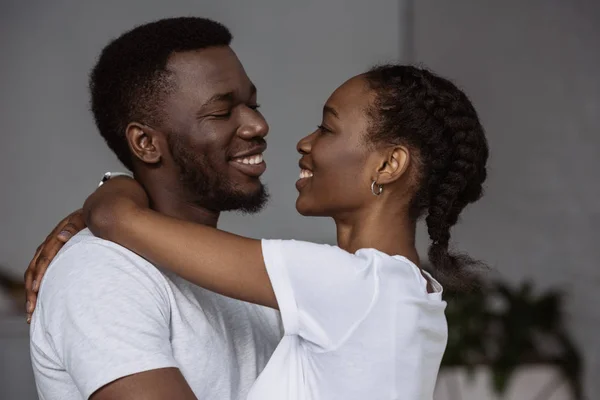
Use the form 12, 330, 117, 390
83, 177, 277, 309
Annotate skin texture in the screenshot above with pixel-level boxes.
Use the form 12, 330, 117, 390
295, 76, 419, 259
24, 46, 269, 399
127, 46, 269, 219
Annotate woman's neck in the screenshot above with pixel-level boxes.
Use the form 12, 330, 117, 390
334, 208, 420, 267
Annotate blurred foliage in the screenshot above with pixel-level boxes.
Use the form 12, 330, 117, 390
441, 279, 582, 399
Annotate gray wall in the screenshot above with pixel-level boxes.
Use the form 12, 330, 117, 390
413, 1, 600, 398
0, 0, 403, 273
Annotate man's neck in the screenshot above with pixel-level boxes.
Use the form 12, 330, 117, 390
150, 192, 220, 227
137, 173, 220, 227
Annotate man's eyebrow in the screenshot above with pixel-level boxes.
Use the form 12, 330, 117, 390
201, 91, 235, 108
323, 105, 339, 119
201, 83, 257, 108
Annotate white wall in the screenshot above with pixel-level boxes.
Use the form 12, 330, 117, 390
412, 1, 600, 398
0, 1, 402, 398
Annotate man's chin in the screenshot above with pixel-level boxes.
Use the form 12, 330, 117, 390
233, 197, 268, 214
212, 183, 269, 214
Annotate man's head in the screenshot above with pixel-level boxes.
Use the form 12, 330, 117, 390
90, 17, 269, 213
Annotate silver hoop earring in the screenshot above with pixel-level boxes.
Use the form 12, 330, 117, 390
371, 180, 383, 196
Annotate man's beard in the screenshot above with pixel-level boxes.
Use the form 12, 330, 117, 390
167, 135, 269, 213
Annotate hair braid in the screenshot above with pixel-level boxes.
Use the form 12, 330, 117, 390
365, 65, 489, 289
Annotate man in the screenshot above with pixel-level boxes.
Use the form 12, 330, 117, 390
28, 17, 282, 400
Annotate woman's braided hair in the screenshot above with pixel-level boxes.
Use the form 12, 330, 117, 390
364, 65, 489, 289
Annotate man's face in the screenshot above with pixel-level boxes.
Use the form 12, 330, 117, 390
159, 46, 269, 213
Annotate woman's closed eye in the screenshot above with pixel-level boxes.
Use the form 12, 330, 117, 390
317, 124, 333, 134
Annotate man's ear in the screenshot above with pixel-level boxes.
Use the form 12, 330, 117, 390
125, 122, 164, 165
374, 145, 411, 185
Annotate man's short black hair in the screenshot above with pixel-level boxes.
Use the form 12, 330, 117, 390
90, 17, 232, 170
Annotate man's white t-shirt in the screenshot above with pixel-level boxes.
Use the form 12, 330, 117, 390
29, 229, 282, 400
247, 239, 448, 400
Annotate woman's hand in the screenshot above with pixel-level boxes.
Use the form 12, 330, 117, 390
83, 176, 149, 239
24, 209, 86, 323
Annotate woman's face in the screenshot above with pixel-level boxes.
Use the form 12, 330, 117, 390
295, 75, 381, 217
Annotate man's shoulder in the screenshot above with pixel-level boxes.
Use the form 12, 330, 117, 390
50, 228, 156, 271
38, 228, 168, 301
57, 228, 142, 259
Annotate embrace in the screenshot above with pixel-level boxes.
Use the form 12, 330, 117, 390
24, 16, 488, 400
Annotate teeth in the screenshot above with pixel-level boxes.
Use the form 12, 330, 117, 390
234, 153, 264, 165
299, 169, 313, 179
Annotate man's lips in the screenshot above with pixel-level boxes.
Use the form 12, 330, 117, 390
230, 143, 267, 159
229, 153, 266, 177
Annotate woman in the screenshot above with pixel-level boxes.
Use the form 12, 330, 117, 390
25, 64, 489, 399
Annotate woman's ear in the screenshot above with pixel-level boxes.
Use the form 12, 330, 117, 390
375, 145, 410, 185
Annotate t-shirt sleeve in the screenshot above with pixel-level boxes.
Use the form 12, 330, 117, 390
33, 241, 178, 399
261, 239, 378, 350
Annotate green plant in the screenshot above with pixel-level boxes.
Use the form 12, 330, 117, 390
441, 280, 582, 399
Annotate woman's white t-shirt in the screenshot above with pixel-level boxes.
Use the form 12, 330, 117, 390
247, 240, 448, 400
